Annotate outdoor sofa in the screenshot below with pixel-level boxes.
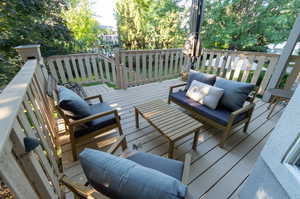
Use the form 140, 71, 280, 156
168, 71, 257, 147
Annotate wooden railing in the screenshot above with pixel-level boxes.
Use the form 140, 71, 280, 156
45, 49, 300, 93
118, 48, 189, 87
46, 53, 117, 85
0, 59, 61, 199
196, 49, 300, 94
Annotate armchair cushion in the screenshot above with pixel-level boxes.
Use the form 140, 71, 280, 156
80, 149, 187, 199
186, 70, 216, 90
74, 102, 116, 138
170, 91, 246, 126
127, 152, 184, 181
58, 86, 91, 119
214, 77, 255, 111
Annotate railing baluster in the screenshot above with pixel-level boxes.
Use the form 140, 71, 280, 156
251, 56, 265, 85
91, 55, 99, 81
85, 56, 93, 82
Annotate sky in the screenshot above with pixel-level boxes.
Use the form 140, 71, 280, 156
89, 0, 192, 30
89, 0, 117, 29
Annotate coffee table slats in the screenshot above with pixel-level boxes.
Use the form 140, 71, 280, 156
135, 100, 202, 158
159, 116, 196, 131
165, 121, 201, 138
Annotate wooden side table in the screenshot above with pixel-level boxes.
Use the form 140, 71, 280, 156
267, 88, 293, 119
134, 100, 202, 158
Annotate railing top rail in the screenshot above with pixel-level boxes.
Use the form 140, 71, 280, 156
203, 49, 300, 59
46, 53, 115, 63
0, 59, 38, 153
118, 48, 300, 59
119, 48, 182, 54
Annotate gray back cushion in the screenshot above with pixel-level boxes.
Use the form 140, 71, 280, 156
186, 71, 216, 90
58, 86, 91, 119
80, 148, 187, 199
214, 77, 255, 111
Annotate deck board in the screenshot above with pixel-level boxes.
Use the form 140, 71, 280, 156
60, 78, 283, 199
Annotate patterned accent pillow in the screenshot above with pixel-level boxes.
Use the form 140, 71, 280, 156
186, 80, 224, 109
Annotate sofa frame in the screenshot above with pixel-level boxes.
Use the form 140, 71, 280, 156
168, 83, 258, 147
47, 76, 125, 161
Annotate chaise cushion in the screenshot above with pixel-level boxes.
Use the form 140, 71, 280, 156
127, 152, 184, 181
186, 80, 224, 109
74, 102, 116, 138
80, 149, 187, 199
186, 70, 216, 90
214, 78, 255, 111
58, 86, 91, 119
170, 91, 246, 126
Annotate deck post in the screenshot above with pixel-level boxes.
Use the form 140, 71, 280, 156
114, 49, 125, 89
263, 13, 300, 102
15, 44, 42, 63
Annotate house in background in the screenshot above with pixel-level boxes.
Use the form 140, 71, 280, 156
268, 42, 300, 55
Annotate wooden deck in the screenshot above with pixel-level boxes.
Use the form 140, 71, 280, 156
59, 78, 284, 199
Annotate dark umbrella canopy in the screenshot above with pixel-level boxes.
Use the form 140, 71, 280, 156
183, 0, 205, 69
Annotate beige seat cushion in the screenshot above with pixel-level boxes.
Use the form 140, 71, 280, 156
186, 80, 224, 109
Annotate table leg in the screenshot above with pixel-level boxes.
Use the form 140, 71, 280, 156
193, 130, 200, 150
267, 98, 279, 119
268, 96, 276, 110
135, 108, 139, 128
168, 141, 174, 158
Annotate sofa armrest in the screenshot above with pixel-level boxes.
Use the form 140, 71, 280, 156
107, 135, 127, 154
228, 103, 255, 125
169, 83, 187, 96
247, 86, 259, 103
84, 94, 103, 103
60, 175, 95, 198
69, 109, 118, 127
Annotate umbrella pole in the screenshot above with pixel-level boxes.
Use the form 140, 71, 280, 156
190, 0, 204, 70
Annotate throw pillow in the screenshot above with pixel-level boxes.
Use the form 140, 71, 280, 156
185, 70, 216, 90
80, 148, 187, 199
186, 80, 224, 109
58, 86, 91, 119
214, 77, 255, 111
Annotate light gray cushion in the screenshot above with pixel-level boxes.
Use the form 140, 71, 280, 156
58, 86, 92, 119
80, 149, 187, 199
186, 70, 216, 90
186, 80, 224, 109
214, 77, 255, 111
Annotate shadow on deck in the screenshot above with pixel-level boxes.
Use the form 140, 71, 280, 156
58, 78, 283, 199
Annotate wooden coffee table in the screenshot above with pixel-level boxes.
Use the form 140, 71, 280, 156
134, 100, 202, 158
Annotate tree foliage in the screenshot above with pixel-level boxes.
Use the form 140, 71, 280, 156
0, 0, 105, 87
63, 0, 104, 52
0, 0, 75, 58
202, 0, 300, 51
115, 0, 189, 50
0, 0, 75, 87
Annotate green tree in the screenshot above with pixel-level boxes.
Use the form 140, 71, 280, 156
0, 0, 75, 87
202, 0, 300, 51
115, 0, 188, 50
63, 0, 103, 51
0, 0, 75, 58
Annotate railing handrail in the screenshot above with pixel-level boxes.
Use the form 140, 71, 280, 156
46, 53, 115, 63
0, 59, 37, 152
119, 48, 182, 54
